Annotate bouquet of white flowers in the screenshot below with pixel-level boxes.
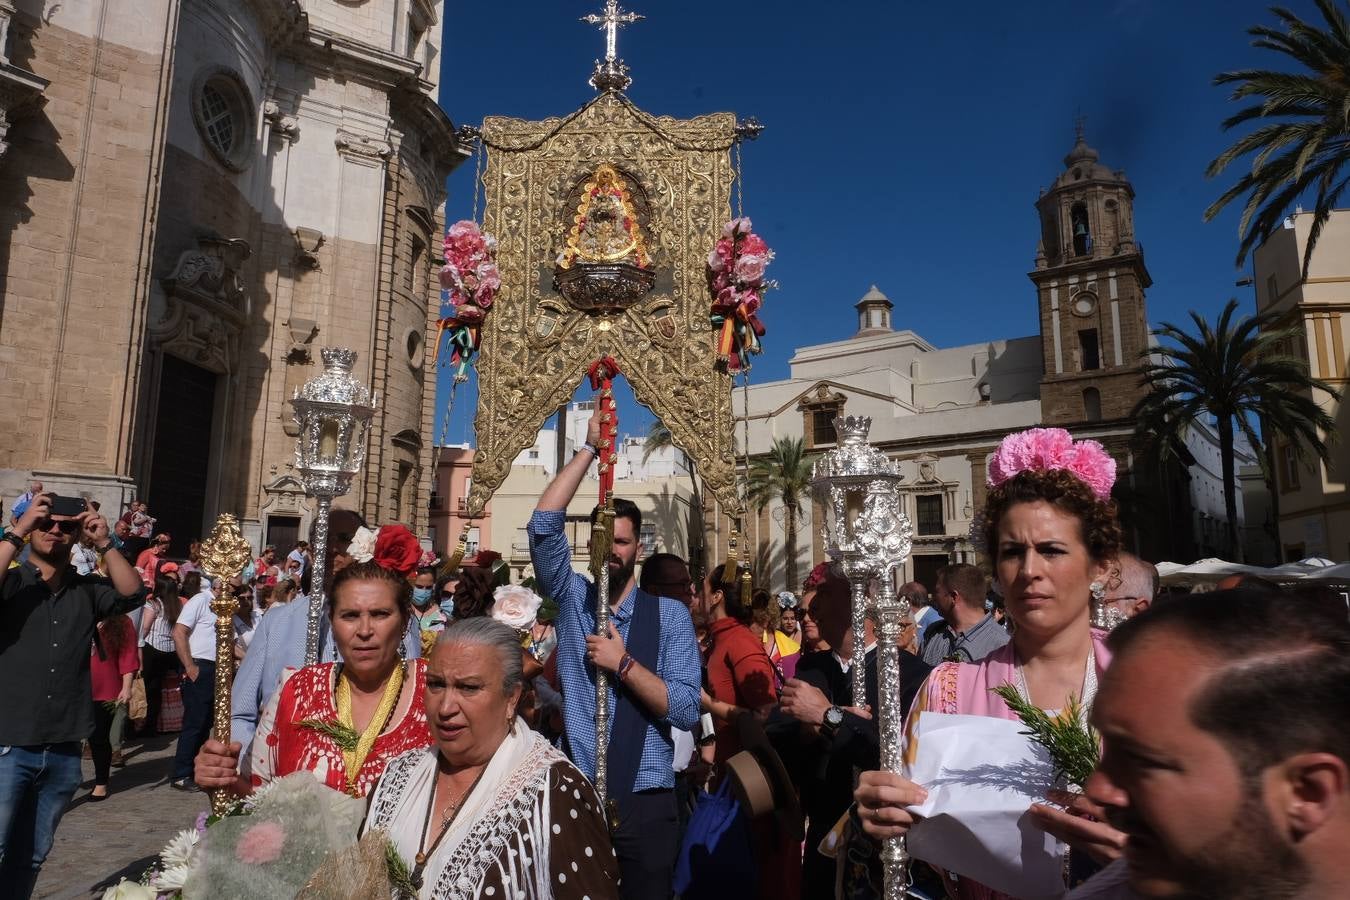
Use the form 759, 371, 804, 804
104, 773, 407, 900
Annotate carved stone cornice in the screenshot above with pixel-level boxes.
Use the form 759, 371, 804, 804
334, 128, 391, 162
242, 0, 308, 48
391, 85, 469, 174
797, 382, 847, 411
301, 26, 421, 89
263, 99, 299, 142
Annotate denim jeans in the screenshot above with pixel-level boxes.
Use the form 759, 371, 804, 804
171, 659, 215, 781
0, 742, 83, 899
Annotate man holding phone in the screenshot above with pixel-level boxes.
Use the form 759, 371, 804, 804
0, 493, 145, 898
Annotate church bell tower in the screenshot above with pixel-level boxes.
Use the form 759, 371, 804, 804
1030, 126, 1152, 425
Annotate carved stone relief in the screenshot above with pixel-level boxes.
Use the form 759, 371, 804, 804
153, 237, 252, 375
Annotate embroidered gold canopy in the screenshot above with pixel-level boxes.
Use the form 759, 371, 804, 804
462, 91, 750, 520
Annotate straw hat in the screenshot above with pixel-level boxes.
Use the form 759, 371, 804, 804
723, 713, 802, 839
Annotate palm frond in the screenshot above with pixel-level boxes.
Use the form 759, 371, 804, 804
298, 718, 360, 752
990, 684, 1100, 788
1207, 1, 1350, 271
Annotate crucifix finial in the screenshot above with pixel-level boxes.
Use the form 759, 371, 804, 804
1074, 111, 1087, 143
581, 1, 643, 92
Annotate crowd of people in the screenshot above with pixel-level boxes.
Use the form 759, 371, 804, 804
0, 414, 1346, 900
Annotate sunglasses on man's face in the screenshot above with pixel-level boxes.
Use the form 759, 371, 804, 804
36, 519, 80, 535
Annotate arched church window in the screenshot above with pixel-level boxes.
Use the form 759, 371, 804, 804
1071, 203, 1092, 256
1083, 387, 1102, 422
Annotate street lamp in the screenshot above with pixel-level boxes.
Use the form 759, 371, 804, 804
810, 415, 915, 900
291, 347, 377, 665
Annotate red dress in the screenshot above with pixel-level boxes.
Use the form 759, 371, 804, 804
704, 617, 779, 764
249, 659, 431, 797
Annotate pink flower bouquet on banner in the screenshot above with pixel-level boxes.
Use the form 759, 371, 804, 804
706, 217, 774, 371
434, 219, 500, 382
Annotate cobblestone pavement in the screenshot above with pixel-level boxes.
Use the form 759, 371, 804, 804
35, 734, 207, 899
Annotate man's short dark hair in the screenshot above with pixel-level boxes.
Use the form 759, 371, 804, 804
591, 497, 642, 535
936, 564, 987, 610
1109, 588, 1350, 775
640, 552, 686, 593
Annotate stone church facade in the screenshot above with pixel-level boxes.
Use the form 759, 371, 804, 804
0, 0, 467, 553
737, 132, 1190, 592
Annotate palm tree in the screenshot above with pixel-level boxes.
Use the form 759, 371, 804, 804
642, 420, 673, 463
1205, 0, 1350, 275
643, 419, 707, 572
745, 436, 814, 592
1133, 298, 1338, 560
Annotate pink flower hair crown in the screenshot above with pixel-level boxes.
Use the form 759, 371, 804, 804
987, 427, 1116, 501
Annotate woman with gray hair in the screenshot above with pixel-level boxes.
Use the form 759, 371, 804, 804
363, 617, 619, 898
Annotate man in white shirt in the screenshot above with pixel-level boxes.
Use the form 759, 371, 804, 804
285, 541, 308, 580
169, 577, 231, 789
900, 581, 940, 651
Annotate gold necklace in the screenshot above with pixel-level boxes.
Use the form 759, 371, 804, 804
334, 661, 404, 794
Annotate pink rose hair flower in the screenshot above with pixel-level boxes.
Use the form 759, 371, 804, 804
987, 427, 1116, 500
234, 821, 286, 865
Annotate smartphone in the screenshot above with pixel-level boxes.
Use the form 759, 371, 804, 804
49, 495, 88, 518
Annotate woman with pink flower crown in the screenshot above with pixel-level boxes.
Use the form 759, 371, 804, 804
853, 427, 1132, 899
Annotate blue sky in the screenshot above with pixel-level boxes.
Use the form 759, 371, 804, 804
433, 0, 1295, 444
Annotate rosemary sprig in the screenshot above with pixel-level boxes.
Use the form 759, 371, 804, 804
383, 836, 418, 899
298, 718, 360, 752
990, 683, 1100, 787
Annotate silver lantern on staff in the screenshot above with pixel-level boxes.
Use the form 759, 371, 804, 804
810, 417, 906, 700
290, 347, 377, 665
810, 415, 915, 899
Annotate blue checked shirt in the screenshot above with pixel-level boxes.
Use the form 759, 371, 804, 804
528, 509, 701, 790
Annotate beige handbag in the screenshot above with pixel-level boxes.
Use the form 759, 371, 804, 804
128, 674, 148, 724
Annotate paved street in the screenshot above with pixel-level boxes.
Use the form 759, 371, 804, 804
35, 734, 207, 899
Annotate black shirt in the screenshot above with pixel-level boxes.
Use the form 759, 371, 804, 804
770, 646, 931, 886
0, 561, 145, 745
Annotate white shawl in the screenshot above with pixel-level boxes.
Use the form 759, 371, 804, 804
365, 721, 567, 900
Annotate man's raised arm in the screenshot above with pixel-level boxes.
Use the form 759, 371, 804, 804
537, 409, 601, 513
528, 410, 602, 604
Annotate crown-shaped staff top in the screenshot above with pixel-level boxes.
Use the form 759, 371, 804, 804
811, 416, 902, 481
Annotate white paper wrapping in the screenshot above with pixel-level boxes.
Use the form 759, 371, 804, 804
905, 712, 1066, 900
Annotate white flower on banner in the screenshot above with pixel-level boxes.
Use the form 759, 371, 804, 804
491, 584, 543, 631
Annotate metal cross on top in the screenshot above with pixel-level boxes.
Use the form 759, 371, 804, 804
582, 0, 643, 63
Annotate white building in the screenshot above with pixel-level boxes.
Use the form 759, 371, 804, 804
492, 403, 699, 580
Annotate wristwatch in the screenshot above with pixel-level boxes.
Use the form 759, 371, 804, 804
822, 705, 844, 736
